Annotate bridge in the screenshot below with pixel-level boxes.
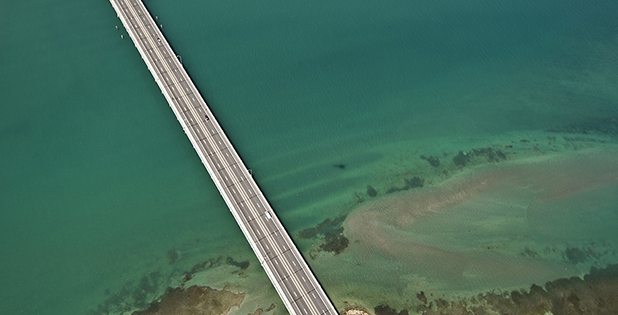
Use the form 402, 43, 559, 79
108, 1, 338, 315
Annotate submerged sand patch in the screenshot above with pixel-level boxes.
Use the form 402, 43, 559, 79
343, 149, 618, 294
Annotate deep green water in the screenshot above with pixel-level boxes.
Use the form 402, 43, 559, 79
1, 0, 617, 314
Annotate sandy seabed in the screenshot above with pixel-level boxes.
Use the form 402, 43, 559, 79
334, 140, 618, 312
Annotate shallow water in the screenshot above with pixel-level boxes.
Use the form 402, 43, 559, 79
343, 150, 618, 294
1, 0, 618, 314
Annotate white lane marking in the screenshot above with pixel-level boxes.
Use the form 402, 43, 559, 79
118, 3, 329, 314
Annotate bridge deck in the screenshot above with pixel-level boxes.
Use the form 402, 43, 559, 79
108, 1, 338, 315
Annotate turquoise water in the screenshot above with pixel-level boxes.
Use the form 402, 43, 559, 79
1, 0, 618, 314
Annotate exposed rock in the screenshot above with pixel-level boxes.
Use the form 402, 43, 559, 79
345, 308, 371, 315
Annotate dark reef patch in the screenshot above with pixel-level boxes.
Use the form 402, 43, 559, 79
562, 243, 609, 265
548, 117, 618, 137
453, 151, 470, 167
405, 177, 424, 189
420, 155, 440, 167
298, 215, 350, 258
188, 256, 225, 275
186, 255, 250, 278
565, 247, 589, 264
416, 264, 618, 315
470, 147, 507, 162
520, 247, 540, 259
386, 176, 424, 194
366, 185, 378, 198
452, 147, 507, 168
375, 304, 409, 315
248, 303, 276, 315
319, 233, 349, 255
226, 256, 250, 271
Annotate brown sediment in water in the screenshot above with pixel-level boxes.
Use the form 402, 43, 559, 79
132, 285, 245, 315
343, 151, 618, 289
414, 264, 618, 315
